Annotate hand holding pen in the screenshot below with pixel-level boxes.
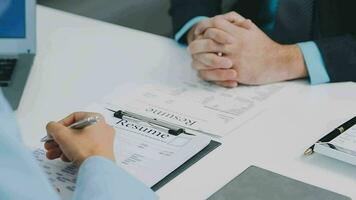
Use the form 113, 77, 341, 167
41, 116, 100, 142
43, 112, 116, 166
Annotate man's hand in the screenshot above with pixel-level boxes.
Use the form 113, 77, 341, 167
44, 112, 115, 166
187, 12, 246, 45
188, 12, 308, 87
187, 25, 198, 44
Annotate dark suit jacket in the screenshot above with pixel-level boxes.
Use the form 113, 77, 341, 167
169, 0, 356, 83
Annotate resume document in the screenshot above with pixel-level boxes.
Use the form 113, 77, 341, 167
34, 102, 211, 199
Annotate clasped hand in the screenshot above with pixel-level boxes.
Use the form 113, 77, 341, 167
187, 12, 307, 88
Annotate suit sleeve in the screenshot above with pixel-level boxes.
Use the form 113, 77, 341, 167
169, 0, 223, 44
314, 34, 356, 82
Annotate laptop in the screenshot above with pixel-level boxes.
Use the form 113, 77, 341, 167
0, 0, 36, 109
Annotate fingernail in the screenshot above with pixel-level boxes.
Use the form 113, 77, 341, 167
221, 59, 233, 68
194, 29, 202, 36
231, 70, 238, 79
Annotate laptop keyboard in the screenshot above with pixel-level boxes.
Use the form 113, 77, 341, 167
0, 59, 17, 86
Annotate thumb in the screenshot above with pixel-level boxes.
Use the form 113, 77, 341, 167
234, 19, 254, 30
46, 121, 70, 144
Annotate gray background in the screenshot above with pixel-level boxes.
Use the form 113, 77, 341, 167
38, 0, 173, 36
38, 0, 236, 37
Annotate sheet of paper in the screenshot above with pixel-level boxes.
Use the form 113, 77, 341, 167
105, 81, 286, 137
33, 149, 77, 200
34, 103, 211, 199
330, 124, 356, 155
96, 103, 212, 186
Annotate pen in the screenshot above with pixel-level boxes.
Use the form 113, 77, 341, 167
40, 116, 100, 142
304, 116, 356, 155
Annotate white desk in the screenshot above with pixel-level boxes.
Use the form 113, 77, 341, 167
17, 6, 356, 200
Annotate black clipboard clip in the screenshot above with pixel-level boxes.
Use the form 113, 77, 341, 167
106, 108, 195, 136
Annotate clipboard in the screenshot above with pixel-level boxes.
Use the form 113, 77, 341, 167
108, 108, 222, 191
314, 142, 356, 166
152, 140, 221, 191
304, 116, 356, 166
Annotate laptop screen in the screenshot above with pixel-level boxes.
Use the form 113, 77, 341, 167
0, 0, 26, 38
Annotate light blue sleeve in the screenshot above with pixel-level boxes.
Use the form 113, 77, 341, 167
0, 90, 60, 200
298, 41, 331, 85
174, 16, 209, 44
0, 90, 157, 200
73, 156, 158, 200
